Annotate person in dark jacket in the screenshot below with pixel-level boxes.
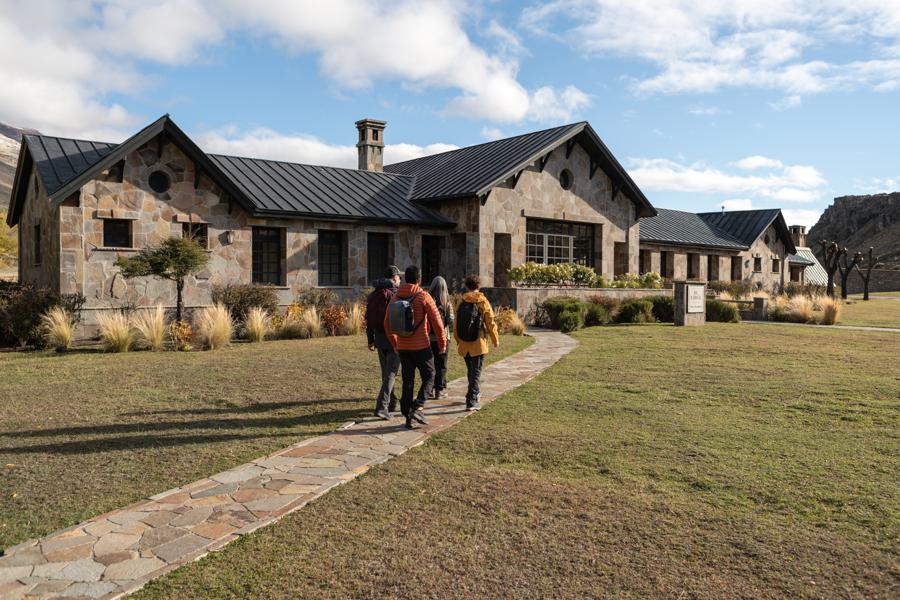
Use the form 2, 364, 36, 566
427, 276, 453, 398
366, 265, 401, 420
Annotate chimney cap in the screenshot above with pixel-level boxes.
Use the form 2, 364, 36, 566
355, 118, 387, 128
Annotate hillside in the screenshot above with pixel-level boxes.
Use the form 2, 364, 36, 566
808, 193, 900, 269
0, 133, 19, 212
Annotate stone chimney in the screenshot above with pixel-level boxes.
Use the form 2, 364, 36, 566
790, 225, 807, 247
355, 118, 386, 172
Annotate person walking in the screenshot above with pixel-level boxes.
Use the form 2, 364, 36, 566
427, 276, 453, 399
453, 275, 500, 411
366, 265, 401, 420
384, 266, 447, 429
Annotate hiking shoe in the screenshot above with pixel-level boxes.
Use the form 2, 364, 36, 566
466, 400, 481, 411
375, 408, 392, 421
388, 398, 398, 413
434, 389, 447, 399
410, 408, 428, 425
405, 415, 415, 429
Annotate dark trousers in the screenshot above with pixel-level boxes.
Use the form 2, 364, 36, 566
430, 341, 448, 391
464, 353, 484, 403
398, 347, 435, 416
375, 347, 400, 412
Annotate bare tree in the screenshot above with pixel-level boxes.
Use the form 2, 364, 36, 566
837, 250, 863, 299
854, 247, 883, 301
819, 240, 846, 298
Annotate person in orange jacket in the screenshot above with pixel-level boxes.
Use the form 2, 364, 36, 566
384, 265, 447, 429
453, 274, 500, 411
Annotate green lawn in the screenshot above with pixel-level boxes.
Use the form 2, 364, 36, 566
136, 324, 899, 599
837, 297, 900, 328
0, 334, 532, 550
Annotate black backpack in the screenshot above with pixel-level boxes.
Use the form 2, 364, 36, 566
456, 301, 483, 342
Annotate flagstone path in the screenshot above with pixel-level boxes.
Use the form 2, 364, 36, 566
0, 329, 577, 600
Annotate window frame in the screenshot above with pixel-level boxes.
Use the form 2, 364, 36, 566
366, 232, 392, 282
525, 219, 594, 267
772, 257, 781, 274
182, 222, 209, 249
252, 226, 285, 286
318, 229, 348, 287
103, 218, 132, 249
659, 251, 669, 278
753, 256, 762, 272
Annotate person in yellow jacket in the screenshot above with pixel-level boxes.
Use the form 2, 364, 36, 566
453, 275, 500, 411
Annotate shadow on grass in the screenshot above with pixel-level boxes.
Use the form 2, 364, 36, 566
120, 397, 366, 417
1, 402, 371, 454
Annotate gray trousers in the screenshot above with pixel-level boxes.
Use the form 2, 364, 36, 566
376, 347, 401, 412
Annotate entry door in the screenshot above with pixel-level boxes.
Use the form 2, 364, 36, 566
421, 236, 443, 284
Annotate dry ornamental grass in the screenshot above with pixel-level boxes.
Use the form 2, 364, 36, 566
97, 312, 135, 352
133, 304, 168, 351
195, 303, 233, 350
40, 306, 75, 351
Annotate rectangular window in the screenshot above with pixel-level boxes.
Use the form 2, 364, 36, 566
772, 258, 781, 273
103, 219, 132, 248
318, 230, 347, 286
252, 227, 284, 285
524, 219, 594, 266
33, 224, 41, 265
687, 253, 699, 279
659, 251, 669, 278
639, 249, 650, 275
182, 223, 208, 249
367, 232, 392, 282
731, 256, 742, 281
421, 235, 444, 285
753, 256, 762, 272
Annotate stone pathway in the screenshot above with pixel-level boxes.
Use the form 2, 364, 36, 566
742, 320, 900, 333
0, 330, 577, 600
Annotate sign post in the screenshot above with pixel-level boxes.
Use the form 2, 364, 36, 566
674, 281, 706, 326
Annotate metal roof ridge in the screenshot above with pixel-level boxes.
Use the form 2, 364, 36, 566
206, 153, 415, 180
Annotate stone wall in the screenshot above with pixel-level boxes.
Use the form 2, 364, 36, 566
17, 163, 60, 291
844, 268, 900, 294
484, 286, 670, 319
474, 140, 638, 287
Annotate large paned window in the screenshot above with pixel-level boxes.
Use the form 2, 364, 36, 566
252, 227, 284, 285
319, 230, 348, 286
659, 251, 669, 278
367, 232, 392, 282
103, 219, 132, 248
525, 219, 594, 266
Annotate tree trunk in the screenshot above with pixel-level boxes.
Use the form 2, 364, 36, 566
839, 269, 850, 299
826, 271, 836, 297
176, 279, 184, 323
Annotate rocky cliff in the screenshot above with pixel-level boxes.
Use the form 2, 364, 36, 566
808, 193, 900, 269
0, 132, 19, 212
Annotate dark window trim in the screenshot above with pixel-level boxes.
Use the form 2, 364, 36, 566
182, 222, 209, 249
318, 230, 348, 287
103, 219, 132, 249
252, 226, 285, 286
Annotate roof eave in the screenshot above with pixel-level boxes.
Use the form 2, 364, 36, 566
250, 208, 455, 228
639, 238, 747, 251
6, 140, 32, 226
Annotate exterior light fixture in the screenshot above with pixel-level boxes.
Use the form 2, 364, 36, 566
225, 230, 235, 245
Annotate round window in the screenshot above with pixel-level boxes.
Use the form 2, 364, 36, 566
559, 168, 573, 190
148, 170, 171, 194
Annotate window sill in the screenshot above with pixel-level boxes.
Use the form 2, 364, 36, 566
96, 246, 138, 252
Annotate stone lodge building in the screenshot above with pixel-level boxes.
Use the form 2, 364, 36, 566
638, 208, 815, 290
6, 115, 656, 322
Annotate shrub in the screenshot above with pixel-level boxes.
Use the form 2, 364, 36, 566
296, 287, 339, 311
614, 299, 655, 324
557, 309, 583, 333
133, 304, 168, 351
340, 303, 365, 336
210, 283, 279, 322
646, 295, 675, 323
496, 307, 526, 335
706, 299, 740, 323
584, 303, 610, 326
244, 306, 270, 343
281, 306, 322, 339
587, 294, 620, 319
508, 262, 605, 287
41, 306, 75, 351
169, 320, 193, 351
0, 283, 84, 347
97, 312, 135, 352
542, 297, 586, 329
195, 303, 233, 350
609, 272, 664, 289
768, 296, 791, 322
321, 304, 347, 336
820, 296, 842, 325
710, 280, 752, 299
780, 282, 827, 299
788, 295, 814, 323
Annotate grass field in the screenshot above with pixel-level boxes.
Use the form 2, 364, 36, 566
838, 297, 900, 328
0, 334, 532, 550
135, 323, 900, 599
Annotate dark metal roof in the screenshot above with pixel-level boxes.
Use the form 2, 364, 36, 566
787, 253, 814, 265
384, 122, 656, 218
697, 209, 797, 254
639, 208, 747, 249
208, 155, 451, 226
24, 135, 118, 196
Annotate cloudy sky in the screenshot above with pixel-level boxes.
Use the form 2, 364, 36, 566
3, 0, 900, 226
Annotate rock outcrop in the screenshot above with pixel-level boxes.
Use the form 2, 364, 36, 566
808, 193, 900, 269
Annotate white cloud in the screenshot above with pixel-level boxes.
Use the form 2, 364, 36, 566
733, 155, 784, 170
196, 126, 457, 168
782, 208, 824, 228
0, 0, 588, 139
720, 198, 755, 210
854, 176, 900, 193
480, 126, 505, 141
626, 155, 827, 200
769, 95, 802, 111
522, 1, 900, 101
688, 105, 725, 116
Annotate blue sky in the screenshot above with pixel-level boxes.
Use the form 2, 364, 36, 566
3, 1, 900, 227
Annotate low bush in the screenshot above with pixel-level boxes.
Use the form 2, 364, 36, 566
195, 304, 233, 350
542, 297, 585, 330
646, 295, 675, 323
706, 299, 740, 323
584, 303, 610, 326
557, 309, 583, 333
244, 306, 270, 343
210, 283, 279, 322
496, 307, 526, 335
788, 295, 814, 323
281, 306, 322, 339
508, 262, 603, 287
168, 320, 193, 351
0, 283, 84, 347
321, 304, 347, 336
709, 280, 752, 299
820, 296, 842, 325
610, 272, 663, 289
614, 299, 655, 324
296, 287, 339, 311
133, 304, 168, 350
340, 303, 365, 336
97, 312, 135, 352
587, 295, 620, 319
780, 282, 827, 299
41, 307, 75, 351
